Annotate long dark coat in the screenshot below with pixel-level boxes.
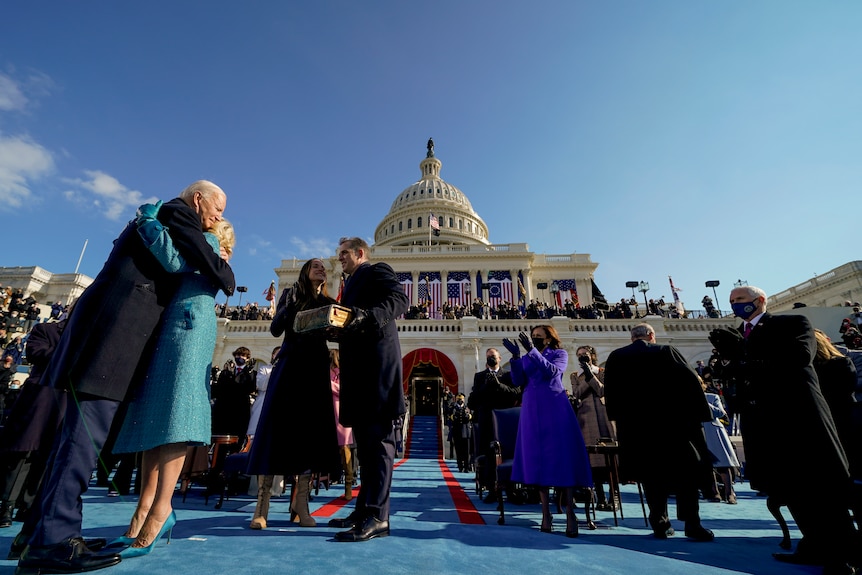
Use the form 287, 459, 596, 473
211, 363, 256, 438
247, 287, 341, 477
468, 368, 520, 456
814, 355, 860, 478
737, 313, 849, 496
604, 339, 713, 485
0, 321, 66, 453
571, 368, 617, 469
42, 198, 235, 401
338, 262, 409, 426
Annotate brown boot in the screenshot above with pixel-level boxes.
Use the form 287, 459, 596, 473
290, 474, 316, 527
250, 475, 273, 529
342, 446, 354, 501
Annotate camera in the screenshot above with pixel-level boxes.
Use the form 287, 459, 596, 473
577, 354, 590, 363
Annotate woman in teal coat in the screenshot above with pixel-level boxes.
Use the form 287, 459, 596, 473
112, 205, 234, 557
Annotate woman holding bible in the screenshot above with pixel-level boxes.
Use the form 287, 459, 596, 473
247, 258, 342, 527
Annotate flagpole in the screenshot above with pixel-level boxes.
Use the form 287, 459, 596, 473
74, 239, 88, 274
428, 212, 432, 247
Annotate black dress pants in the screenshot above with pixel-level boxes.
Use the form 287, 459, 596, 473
352, 420, 397, 522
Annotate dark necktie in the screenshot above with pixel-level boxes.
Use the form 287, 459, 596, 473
743, 323, 753, 339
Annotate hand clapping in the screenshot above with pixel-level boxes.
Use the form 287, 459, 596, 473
502, 338, 520, 358
517, 332, 533, 353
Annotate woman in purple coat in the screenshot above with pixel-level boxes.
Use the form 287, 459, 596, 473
502, 325, 593, 537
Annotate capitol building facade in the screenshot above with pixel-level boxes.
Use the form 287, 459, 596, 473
5, 143, 861, 408
214, 142, 738, 411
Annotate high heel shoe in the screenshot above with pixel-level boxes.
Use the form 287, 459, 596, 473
566, 511, 579, 538
119, 510, 176, 558
540, 515, 553, 533
104, 536, 135, 550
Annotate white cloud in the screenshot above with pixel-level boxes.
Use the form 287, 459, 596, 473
289, 237, 336, 259
0, 73, 27, 112
64, 170, 158, 220
0, 133, 53, 208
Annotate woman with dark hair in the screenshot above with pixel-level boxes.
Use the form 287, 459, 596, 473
247, 259, 342, 527
570, 344, 617, 511
502, 325, 593, 537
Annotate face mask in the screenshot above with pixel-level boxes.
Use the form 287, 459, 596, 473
731, 301, 757, 319
234, 357, 247, 366
486, 357, 498, 368
532, 338, 546, 350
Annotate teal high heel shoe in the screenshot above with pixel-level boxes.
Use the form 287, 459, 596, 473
119, 510, 176, 558
104, 536, 135, 550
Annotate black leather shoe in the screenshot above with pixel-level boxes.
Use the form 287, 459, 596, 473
653, 527, 675, 539
16, 538, 120, 574
328, 514, 361, 529
684, 525, 715, 542
334, 516, 389, 542
7, 532, 108, 562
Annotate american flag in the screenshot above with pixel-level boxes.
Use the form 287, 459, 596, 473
418, 272, 442, 318
397, 272, 413, 304
447, 271, 470, 307
553, 279, 578, 308
429, 213, 440, 236
486, 271, 513, 307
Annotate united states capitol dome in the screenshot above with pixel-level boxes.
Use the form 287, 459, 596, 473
374, 139, 490, 247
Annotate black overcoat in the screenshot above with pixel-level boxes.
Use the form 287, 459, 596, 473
604, 339, 712, 484
737, 313, 849, 496
42, 198, 235, 401
0, 321, 66, 453
246, 287, 341, 477
338, 262, 409, 426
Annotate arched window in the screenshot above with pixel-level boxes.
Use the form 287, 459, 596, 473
399, 221, 403, 232
391, 224, 395, 234
449, 217, 454, 227
408, 219, 412, 229
418, 217, 423, 228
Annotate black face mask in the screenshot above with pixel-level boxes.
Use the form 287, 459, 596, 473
486, 357, 498, 368
234, 357, 247, 366
532, 338, 546, 350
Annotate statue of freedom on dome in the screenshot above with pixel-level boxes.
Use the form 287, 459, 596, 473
427, 137, 435, 158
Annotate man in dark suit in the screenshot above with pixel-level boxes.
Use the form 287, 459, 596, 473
711, 286, 858, 575
16, 180, 234, 574
467, 348, 520, 502
604, 323, 714, 542
329, 237, 408, 542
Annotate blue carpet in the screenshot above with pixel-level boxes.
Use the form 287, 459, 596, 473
0, 416, 818, 574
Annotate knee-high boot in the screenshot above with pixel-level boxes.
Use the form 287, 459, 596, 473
290, 474, 316, 527
250, 475, 273, 529
342, 446, 354, 501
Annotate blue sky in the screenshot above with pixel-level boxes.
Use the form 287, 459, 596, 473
2, 1, 860, 311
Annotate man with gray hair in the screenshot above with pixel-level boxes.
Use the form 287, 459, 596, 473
710, 286, 858, 574
604, 323, 714, 542
16, 180, 235, 574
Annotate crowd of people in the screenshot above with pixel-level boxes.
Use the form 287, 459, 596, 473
0, 190, 408, 575
1, 178, 861, 574
402, 295, 726, 321
441, 286, 862, 575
